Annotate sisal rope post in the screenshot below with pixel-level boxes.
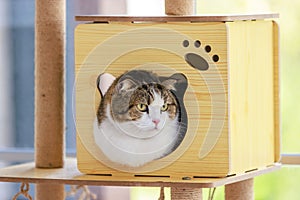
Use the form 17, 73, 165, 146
35, 0, 65, 169
225, 178, 254, 200
35, 184, 65, 200
171, 187, 202, 200
165, 0, 195, 15
165, 1, 201, 199
35, 0, 65, 199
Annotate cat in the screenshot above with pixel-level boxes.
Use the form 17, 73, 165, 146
93, 70, 188, 167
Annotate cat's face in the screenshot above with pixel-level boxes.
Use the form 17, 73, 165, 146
98, 70, 187, 139
119, 83, 178, 138
110, 80, 180, 138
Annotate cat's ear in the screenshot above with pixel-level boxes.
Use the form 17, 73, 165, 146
116, 78, 136, 93
97, 73, 116, 97
161, 73, 188, 94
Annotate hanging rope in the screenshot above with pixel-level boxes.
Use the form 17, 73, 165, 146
65, 185, 97, 200
158, 186, 165, 200
12, 183, 33, 200
208, 188, 216, 200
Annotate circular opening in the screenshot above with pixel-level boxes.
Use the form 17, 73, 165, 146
182, 40, 189, 47
212, 55, 219, 62
96, 69, 189, 168
194, 40, 201, 48
205, 45, 211, 53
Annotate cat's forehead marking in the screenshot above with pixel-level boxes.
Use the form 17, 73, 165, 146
150, 90, 164, 106
147, 85, 161, 103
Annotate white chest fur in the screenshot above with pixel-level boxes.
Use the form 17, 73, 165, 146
93, 106, 179, 167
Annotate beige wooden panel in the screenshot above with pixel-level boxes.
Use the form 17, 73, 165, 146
0, 158, 281, 187
75, 22, 229, 177
75, 14, 279, 23
227, 20, 277, 174
272, 21, 281, 162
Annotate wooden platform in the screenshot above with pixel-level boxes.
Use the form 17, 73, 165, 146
75, 13, 279, 22
0, 158, 280, 188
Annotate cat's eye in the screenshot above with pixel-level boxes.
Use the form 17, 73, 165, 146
136, 104, 148, 112
161, 104, 168, 112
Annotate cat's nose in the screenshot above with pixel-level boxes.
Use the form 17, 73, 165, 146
152, 119, 160, 126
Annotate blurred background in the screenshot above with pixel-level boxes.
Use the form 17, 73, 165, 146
0, 0, 299, 199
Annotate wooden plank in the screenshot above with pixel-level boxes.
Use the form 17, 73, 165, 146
75, 13, 279, 23
0, 158, 280, 188
281, 154, 300, 165
75, 21, 230, 177
273, 21, 281, 163
227, 20, 276, 174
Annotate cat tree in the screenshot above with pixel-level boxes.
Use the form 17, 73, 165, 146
35, 0, 65, 199
0, 0, 280, 200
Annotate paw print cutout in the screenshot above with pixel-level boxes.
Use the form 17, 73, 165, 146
182, 40, 219, 71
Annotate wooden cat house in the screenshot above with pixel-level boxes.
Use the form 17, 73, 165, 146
75, 14, 280, 178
